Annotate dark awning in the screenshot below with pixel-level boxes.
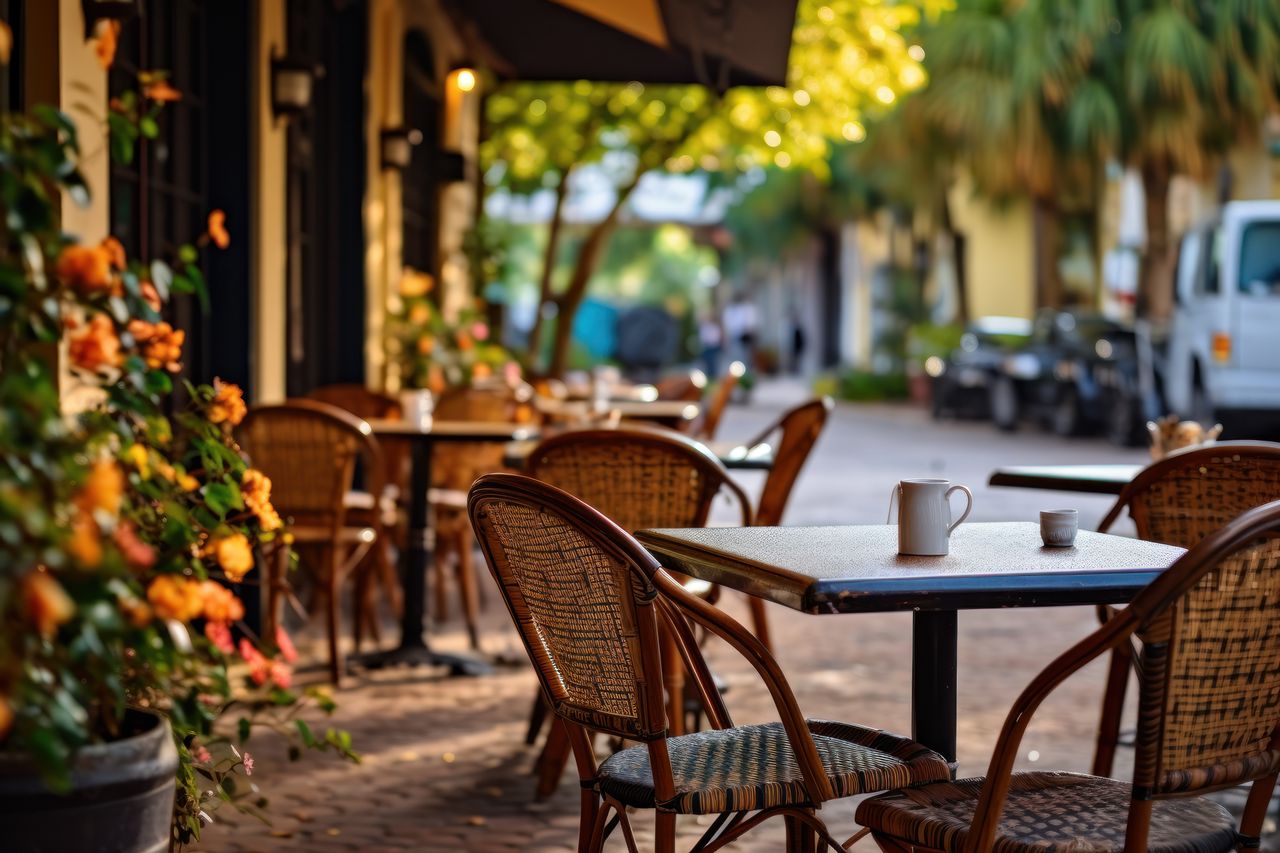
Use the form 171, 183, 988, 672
447, 0, 798, 91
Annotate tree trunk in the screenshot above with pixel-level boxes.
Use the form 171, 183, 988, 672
547, 174, 643, 377
1139, 162, 1175, 322
526, 169, 570, 371
1032, 195, 1064, 310
939, 193, 969, 325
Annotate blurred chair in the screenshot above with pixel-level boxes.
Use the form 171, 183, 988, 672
733, 397, 833, 650
1091, 441, 1280, 777
859, 499, 1280, 853
523, 426, 753, 797
693, 360, 745, 441
655, 369, 707, 403
428, 383, 524, 650
306, 384, 406, 650
470, 472, 950, 853
237, 400, 386, 683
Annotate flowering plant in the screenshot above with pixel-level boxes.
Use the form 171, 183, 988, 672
0, 66, 354, 846
390, 268, 521, 392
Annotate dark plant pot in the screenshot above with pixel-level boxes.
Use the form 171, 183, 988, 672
0, 708, 177, 853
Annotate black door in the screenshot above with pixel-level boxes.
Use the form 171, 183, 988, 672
108, 0, 253, 392
285, 0, 368, 397
401, 29, 441, 279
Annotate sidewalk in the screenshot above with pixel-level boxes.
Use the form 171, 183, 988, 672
197, 382, 1271, 851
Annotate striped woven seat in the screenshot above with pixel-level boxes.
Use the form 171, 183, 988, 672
856, 772, 1237, 853
597, 720, 949, 814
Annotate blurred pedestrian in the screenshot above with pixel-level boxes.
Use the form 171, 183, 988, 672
790, 310, 807, 375
698, 312, 723, 378
723, 293, 759, 370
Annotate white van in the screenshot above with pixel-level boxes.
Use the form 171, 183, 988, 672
1164, 200, 1280, 426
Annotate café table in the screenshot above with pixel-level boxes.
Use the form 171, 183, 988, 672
636, 522, 1183, 764
503, 436, 774, 472
987, 463, 1143, 495
350, 418, 538, 675
535, 397, 700, 430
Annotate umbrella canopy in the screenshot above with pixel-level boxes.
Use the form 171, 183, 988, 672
449, 0, 798, 90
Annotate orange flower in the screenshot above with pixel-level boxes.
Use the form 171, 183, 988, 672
93, 20, 119, 70
241, 469, 282, 531
68, 313, 122, 372
113, 521, 156, 570
206, 378, 247, 426
100, 237, 127, 271
127, 319, 184, 372
455, 331, 474, 352
0, 694, 12, 742
146, 575, 203, 622
416, 335, 435, 356
206, 210, 230, 249
23, 571, 75, 639
56, 244, 114, 295
123, 444, 150, 478
210, 533, 254, 582
139, 281, 162, 312
178, 472, 200, 492
142, 80, 182, 103
120, 596, 153, 629
77, 459, 124, 516
201, 581, 245, 624
427, 365, 446, 395
67, 512, 103, 568
399, 270, 434, 298
472, 362, 493, 382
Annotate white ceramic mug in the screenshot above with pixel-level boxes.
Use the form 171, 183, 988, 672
1040, 509, 1079, 547
400, 389, 434, 429
887, 478, 974, 556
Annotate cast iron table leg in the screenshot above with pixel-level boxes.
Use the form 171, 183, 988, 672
912, 610, 958, 768
350, 436, 490, 675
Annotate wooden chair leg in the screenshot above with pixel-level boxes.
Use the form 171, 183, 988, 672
535, 718, 573, 800
747, 595, 773, 653
376, 531, 403, 618
525, 691, 549, 745
1092, 645, 1131, 776
1237, 773, 1278, 853
351, 563, 369, 654
432, 541, 450, 624
654, 811, 676, 853
577, 789, 600, 853
263, 542, 286, 650
454, 527, 482, 651
326, 548, 343, 685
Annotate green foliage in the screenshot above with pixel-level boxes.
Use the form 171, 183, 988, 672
814, 368, 909, 401
906, 323, 964, 367
0, 77, 353, 847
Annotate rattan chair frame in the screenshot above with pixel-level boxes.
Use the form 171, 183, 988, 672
694, 363, 744, 441
1091, 441, 1280, 777
469, 473, 948, 853
238, 399, 386, 683
863, 500, 1280, 853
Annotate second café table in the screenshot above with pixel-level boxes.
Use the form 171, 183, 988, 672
351, 418, 538, 675
636, 522, 1183, 764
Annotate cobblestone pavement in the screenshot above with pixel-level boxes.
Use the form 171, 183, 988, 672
198, 382, 1273, 851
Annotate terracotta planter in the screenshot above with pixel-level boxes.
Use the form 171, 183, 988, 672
0, 708, 177, 853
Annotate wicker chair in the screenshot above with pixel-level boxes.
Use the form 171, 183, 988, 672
693, 361, 746, 441
858, 499, 1280, 853
522, 426, 755, 796
728, 397, 834, 651
470, 473, 951, 853
305, 384, 406, 649
237, 400, 386, 683
1091, 441, 1280, 777
429, 384, 523, 649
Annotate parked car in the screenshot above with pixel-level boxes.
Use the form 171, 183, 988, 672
1163, 200, 1280, 431
927, 316, 1031, 419
989, 309, 1153, 443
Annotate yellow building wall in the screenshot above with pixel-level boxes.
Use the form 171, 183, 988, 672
948, 180, 1036, 320
252, 0, 288, 403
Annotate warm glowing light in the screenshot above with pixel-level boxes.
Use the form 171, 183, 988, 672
875, 86, 896, 104
454, 68, 477, 92
774, 151, 792, 167
793, 89, 811, 106
763, 130, 781, 147
908, 45, 926, 62
842, 121, 866, 142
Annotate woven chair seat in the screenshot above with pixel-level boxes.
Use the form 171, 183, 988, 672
855, 772, 1237, 853
596, 720, 948, 815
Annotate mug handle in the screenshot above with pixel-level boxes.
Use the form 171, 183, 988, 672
946, 484, 973, 535
886, 483, 900, 524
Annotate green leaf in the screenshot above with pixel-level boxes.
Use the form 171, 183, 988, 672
295, 719, 315, 747
238, 717, 251, 743
139, 116, 159, 139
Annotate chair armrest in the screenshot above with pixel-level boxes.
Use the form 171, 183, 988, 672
651, 570, 837, 804
963, 609, 1138, 853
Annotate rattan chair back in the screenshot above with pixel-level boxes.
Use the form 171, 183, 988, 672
306, 384, 402, 420
749, 398, 832, 527
469, 474, 671, 741
955, 500, 1280, 852
695, 362, 744, 440
655, 370, 706, 403
238, 400, 383, 529
525, 427, 751, 532
1099, 441, 1280, 547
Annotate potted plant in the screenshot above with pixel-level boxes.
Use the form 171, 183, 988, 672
0, 55, 355, 853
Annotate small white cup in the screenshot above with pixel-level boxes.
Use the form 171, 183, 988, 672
400, 389, 434, 429
1040, 509, 1079, 548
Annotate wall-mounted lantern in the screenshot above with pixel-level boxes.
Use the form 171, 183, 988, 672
450, 66, 478, 94
271, 55, 320, 121
82, 0, 141, 35
380, 126, 423, 171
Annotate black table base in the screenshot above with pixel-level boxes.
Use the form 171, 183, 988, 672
912, 610, 957, 766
